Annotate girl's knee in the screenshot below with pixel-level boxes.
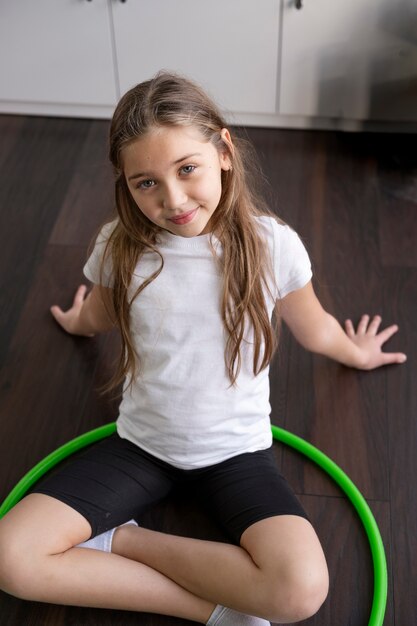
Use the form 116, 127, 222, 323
242, 516, 329, 622
0, 495, 91, 599
285, 560, 329, 621
265, 557, 329, 623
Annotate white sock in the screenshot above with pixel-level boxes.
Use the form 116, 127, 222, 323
76, 519, 138, 553
206, 605, 270, 626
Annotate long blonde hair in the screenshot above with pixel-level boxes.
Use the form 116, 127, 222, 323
103, 71, 280, 391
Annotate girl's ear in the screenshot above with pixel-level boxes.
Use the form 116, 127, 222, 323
219, 128, 234, 171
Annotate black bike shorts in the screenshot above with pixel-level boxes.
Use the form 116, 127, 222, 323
32, 433, 308, 544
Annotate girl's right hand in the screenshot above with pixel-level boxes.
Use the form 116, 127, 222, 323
50, 285, 95, 336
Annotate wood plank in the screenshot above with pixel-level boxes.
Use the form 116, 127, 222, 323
245, 127, 318, 230
0, 116, 91, 369
49, 121, 115, 248
383, 267, 417, 625
0, 115, 25, 168
378, 190, 417, 267
375, 132, 417, 205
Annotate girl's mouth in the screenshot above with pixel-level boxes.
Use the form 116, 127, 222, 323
169, 207, 199, 225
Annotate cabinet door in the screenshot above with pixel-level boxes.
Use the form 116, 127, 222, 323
0, 0, 117, 106
280, 0, 417, 121
111, 0, 280, 115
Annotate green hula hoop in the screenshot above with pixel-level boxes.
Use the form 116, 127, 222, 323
0, 422, 387, 626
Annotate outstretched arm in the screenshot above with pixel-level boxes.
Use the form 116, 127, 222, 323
50, 284, 116, 336
280, 281, 407, 370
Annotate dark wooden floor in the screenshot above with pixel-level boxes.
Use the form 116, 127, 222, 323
0, 115, 415, 626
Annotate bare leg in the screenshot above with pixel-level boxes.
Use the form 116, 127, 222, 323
112, 516, 329, 624
0, 494, 214, 623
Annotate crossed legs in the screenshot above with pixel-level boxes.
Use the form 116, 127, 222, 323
0, 494, 215, 623
0, 493, 328, 623
112, 513, 329, 623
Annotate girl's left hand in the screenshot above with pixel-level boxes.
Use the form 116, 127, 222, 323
345, 314, 407, 370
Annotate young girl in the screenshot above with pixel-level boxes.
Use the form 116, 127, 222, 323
0, 72, 406, 625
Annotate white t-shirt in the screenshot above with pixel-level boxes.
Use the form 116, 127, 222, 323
84, 216, 312, 469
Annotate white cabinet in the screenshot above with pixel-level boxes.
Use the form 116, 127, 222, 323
0, 0, 117, 114
0, 0, 280, 120
1, 1, 415, 128
111, 0, 280, 115
279, 0, 417, 122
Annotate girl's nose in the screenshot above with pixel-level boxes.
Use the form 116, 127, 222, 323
161, 182, 188, 210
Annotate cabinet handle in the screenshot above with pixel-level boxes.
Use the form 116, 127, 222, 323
295, 0, 303, 8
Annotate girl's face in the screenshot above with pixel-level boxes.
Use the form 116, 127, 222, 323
123, 125, 232, 237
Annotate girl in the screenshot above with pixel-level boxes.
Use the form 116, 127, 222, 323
0, 72, 406, 625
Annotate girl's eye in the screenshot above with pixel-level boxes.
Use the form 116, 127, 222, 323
138, 179, 155, 190
181, 165, 196, 175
